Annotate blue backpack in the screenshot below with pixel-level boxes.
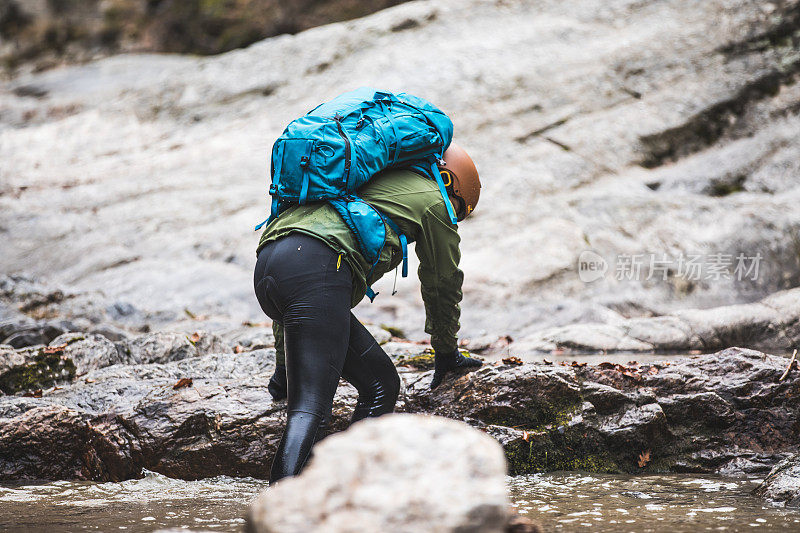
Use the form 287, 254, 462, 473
255, 87, 456, 300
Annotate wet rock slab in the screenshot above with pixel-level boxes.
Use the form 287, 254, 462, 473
405, 347, 800, 475
0, 332, 798, 483
755, 454, 800, 508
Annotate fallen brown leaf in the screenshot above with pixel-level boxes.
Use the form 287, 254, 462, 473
598, 362, 615, 369
233, 345, 245, 354
23, 389, 43, 398
542, 359, 553, 365
43, 344, 67, 355
173, 378, 193, 390
502, 356, 523, 366
84, 378, 95, 383
189, 332, 201, 344
648, 367, 659, 375
638, 449, 651, 468
571, 361, 587, 368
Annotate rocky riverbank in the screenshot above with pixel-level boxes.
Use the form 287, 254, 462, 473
1, 306, 797, 485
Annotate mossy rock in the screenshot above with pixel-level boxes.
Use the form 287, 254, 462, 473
504, 426, 620, 475
380, 324, 406, 338
0, 348, 76, 394
397, 350, 436, 370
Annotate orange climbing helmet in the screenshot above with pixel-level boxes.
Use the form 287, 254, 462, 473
439, 143, 481, 221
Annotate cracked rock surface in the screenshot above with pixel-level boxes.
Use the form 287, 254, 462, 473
1, 320, 797, 483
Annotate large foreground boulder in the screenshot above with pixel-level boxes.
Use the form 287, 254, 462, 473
248, 414, 509, 533
754, 454, 800, 508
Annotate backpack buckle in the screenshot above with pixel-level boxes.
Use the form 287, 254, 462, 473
300, 155, 310, 167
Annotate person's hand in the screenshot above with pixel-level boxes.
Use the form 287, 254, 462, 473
268, 363, 287, 401
430, 349, 482, 389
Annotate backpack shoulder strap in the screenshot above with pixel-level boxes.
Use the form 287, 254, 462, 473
429, 157, 458, 225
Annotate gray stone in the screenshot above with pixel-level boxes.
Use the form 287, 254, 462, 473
123, 331, 228, 364
513, 288, 800, 353
248, 414, 509, 533
49, 333, 123, 374
87, 324, 130, 342
754, 454, 800, 508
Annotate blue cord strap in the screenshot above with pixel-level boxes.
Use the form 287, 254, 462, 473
431, 159, 458, 225
365, 260, 380, 302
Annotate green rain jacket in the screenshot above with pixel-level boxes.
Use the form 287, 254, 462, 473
256, 169, 463, 366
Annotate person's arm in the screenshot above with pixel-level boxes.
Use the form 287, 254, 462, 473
416, 201, 482, 389
416, 202, 463, 356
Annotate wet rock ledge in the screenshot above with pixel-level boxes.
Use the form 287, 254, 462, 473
0, 325, 797, 482
755, 454, 800, 508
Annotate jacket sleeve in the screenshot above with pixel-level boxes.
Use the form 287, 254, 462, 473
416, 202, 463, 355
273, 321, 285, 367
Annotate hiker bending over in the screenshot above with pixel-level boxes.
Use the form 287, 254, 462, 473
253, 90, 482, 483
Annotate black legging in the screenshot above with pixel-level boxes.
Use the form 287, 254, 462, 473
254, 233, 400, 483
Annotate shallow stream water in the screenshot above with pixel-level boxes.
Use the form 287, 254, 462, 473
2, 470, 798, 532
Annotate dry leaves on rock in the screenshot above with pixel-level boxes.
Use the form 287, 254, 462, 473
43, 344, 67, 355
502, 356, 523, 366
638, 449, 651, 468
23, 389, 43, 398
173, 378, 193, 390
598, 361, 642, 379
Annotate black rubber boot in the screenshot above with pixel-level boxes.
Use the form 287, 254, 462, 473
430, 350, 482, 389
268, 364, 287, 401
